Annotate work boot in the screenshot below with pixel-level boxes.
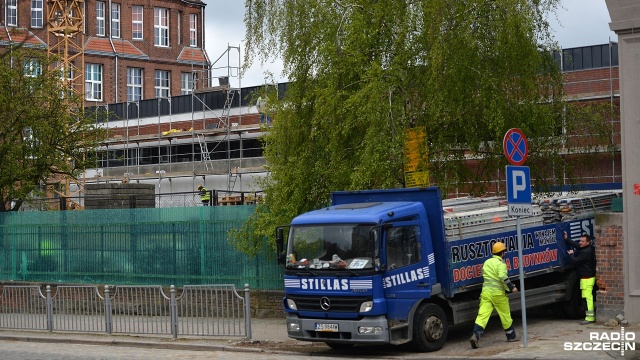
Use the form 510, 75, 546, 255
580, 320, 595, 325
470, 333, 479, 349
470, 324, 484, 349
505, 325, 518, 342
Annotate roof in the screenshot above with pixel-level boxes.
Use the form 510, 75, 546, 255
178, 47, 208, 64
85, 37, 148, 60
0, 28, 46, 48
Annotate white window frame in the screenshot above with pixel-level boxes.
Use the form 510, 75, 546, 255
7, 0, 17, 27
127, 68, 143, 102
189, 14, 197, 47
111, 3, 121, 39
96, 1, 105, 36
24, 58, 42, 77
85, 64, 103, 101
31, 0, 43, 28
132, 5, 143, 40
154, 70, 170, 98
181, 72, 194, 95
154, 7, 169, 47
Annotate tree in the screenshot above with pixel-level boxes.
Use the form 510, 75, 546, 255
231, 0, 615, 255
0, 46, 105, 211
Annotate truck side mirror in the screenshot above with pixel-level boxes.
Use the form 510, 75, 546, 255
276, 227, 285, 264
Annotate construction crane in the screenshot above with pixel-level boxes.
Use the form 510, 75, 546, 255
47, 0, 85, 210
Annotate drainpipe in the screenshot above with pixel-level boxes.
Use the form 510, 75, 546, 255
108, 0, 118, 102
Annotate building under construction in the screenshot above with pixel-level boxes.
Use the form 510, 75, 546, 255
0, 1, 622, 206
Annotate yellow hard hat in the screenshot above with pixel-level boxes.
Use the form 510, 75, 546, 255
197, 185, 203, 190
492, 242, 507, 254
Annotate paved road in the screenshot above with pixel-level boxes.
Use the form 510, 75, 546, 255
0, 339, 367, 360
0, 308, 637, 359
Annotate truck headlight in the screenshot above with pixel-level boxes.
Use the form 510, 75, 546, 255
358, 326, 382, 334
288, 321, 301, 332
286, 298, 297, 310
359, 301, 373, 312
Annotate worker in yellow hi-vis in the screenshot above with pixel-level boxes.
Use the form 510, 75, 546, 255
197, 185, 210, 206
37, 239, 59, 271
470, 242, 519, 349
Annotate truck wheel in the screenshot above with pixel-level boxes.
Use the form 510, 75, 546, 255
325, 342, 354, 350
411, 303, 448, 352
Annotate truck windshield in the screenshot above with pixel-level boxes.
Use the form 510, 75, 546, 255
286, 224, 376, 270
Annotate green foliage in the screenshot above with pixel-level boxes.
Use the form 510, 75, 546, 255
0, 46, 105, 211
231, 0, 614, 256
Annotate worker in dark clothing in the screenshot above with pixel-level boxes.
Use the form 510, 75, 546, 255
563, 231, 596, 324
197, 185, 211, 206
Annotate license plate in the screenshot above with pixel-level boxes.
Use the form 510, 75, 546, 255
315, 323, 339, 332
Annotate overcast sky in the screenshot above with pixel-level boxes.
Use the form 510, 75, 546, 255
204, 0, 617, 88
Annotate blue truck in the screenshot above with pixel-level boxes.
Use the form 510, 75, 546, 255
275, 187, 615, 351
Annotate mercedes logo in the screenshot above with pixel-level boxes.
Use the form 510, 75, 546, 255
320, 297, 331, 311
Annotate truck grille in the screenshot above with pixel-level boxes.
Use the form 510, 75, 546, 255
287, 295, 372, 312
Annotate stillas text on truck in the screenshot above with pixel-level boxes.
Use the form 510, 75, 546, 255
275, 187, 620, 352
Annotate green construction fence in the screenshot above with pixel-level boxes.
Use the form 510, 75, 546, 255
0, 206, 284, 290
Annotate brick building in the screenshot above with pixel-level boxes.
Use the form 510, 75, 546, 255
0, 0, 209, 104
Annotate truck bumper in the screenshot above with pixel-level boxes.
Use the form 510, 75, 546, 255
285, 314, 390, 344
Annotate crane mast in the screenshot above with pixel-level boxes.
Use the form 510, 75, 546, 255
47, 0, 86, 209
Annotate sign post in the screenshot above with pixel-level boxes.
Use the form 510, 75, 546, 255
504, 128, 530, 348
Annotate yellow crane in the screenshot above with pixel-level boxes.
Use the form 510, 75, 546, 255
47, 0, 85, 210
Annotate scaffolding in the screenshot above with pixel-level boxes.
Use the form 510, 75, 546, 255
191, 45, 244, 192
89, 44, 269, 197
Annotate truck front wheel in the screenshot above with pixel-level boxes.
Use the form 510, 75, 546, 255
411, 303, 448, 352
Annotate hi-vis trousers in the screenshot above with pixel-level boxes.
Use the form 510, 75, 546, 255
474, 288, 513, 330
581, 277, 596, 322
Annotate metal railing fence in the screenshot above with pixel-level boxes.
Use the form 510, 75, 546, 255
0, 284, 251, 339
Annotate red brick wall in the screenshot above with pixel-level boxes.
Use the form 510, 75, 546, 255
594, 213, 624, 320
9, 0, 206, 105
564, 68, 620, 97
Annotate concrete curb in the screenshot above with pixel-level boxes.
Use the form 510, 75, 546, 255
0, 334, 307, 355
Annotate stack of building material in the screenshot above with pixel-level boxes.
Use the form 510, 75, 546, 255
536, 191, 622, 224
441, 191, 622, 241
443, 197, 544, 241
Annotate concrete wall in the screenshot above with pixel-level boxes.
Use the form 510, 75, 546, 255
606, 0, 640, 322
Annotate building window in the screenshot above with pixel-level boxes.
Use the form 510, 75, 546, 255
132, 5, 143, 40
154, 8, 169, 47
31, 0, 43, 28
127, 68, 143, 102
155, 70, 170, 98
181, 72, 194, 95
85, 64, 103, 101
96, 1, 105, 36
24, 59, 42, 77
7, 0, 17, 27
189, 14, 197, 47
111, 3, 121, 38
